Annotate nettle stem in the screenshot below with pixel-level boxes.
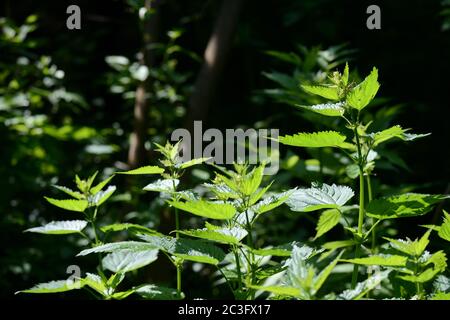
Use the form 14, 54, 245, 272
366, 174, 377, 251
244, 197, 256, 300
172, 178, 183, 297
351, 124, 365, 289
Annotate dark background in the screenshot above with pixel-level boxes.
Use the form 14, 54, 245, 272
1, 0, 449, 298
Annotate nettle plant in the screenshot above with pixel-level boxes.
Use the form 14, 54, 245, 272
270, 64, 450, 299
17, 141, 293, 299
18, 65, 450, 300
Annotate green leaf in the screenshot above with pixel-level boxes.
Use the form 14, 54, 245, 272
82, 273, 107, 296
52, 185, 83, 199
366, 193, 448, 220
398, 268, 440, 283
322, 240, 358, 250
138, 234, 225, 265
135, 284, 181, 300
370, 125, 430, 147
168, 199, 236, 220
341, 254, 408, 266
77, 241, 157, 256
250, 285, 300, 298
279, 131, 348, 148
338, 270, 391, 300
102, 249, 159, 273
90, 185, 116, 206
315, 209, 341, 239
90, 175, 115, 195
286, 183, 354, 212
143, 179, 179, 193
250, 190, 293, 215
296, 102, 345, 117
177, 157, 211, 169
117, 165, 164, 175
44, 197, 88, 212
177, 223, 247, 245
100, 223, 161, 235
431, 292, 450, 300
17, 279, 83, 294
313, 251, 343, 293
438, 210, 450, 242
25, 220, 88, 235
342, 63, 349, 86
109, 290, 136, 300
346, 67, 380, 110
301, 84, 339, 100
385, 230, 432, 257
253, 242, 298, 257
241, 165, 265, 196
345, 164, 360, 179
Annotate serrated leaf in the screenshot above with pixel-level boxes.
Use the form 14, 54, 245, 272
138, 234, 225, 265
100, 223, 161, 235
143, 179, 179, 193
250, 190, 293, 215
322, 240, 358, 250
301, 84, 339, 100
315, 209, 341, 239
117, 165, 164, 175
286, 183, 354, 212
297, 102, 345, 117
345, 164, 360, 179
177, 223, 247, 245
253, 242, 298, 257
90, 175, 115, 195
438, 210, 450, 242
385, 230, 432, 257
44, 197, 88, 212
102, 249, 159, 273
77, 241, 157, 256
17, 279, 83, 294
90, 185, 116, 206
135, 284, 181, 300
341, 254, 407, 266
346, 67, 380, 110
168, 199, 236, 220
82, 273, 107, 296
338, 270, 391, 300
431, 292, 450, 300
398, 268, 440, 283
279, 131, 348, 148
250, 285, 301, 298
241, 165, 265, 196
366, 193, 447, 220
370, 125, 430, 147
25, 220, 88, 235
177, 157, 211, 169
52, 185, 83, 199
109, 290, 136, 300
342, 63, 349, 86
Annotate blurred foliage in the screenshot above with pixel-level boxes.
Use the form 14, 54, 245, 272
1, 0, 449, 298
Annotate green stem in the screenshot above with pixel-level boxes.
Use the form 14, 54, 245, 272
244, 204, 256, 300
351, 125, 365, 289
171, 178, 183, 297
366, 174, 376, 251
174, 202, 182, 297
91, 221, 99, 244
233, 246, 243, 293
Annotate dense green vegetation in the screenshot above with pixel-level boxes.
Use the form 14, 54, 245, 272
1, 0, 449, 300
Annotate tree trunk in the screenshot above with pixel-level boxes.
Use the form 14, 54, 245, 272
183, 0, 243, 138
128, 0, 161, 169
